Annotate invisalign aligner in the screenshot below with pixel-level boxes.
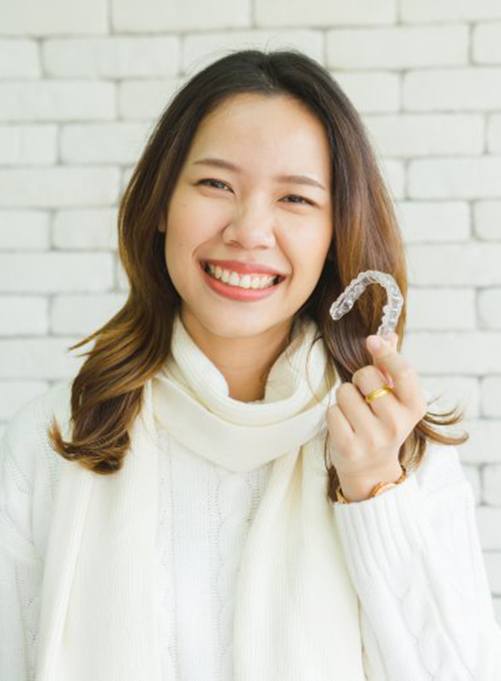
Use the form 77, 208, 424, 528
329, 270, 403, 339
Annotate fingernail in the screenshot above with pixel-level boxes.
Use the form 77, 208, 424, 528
368, 335, 382, 351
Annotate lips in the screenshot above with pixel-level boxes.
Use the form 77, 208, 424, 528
200, 258, 287, 278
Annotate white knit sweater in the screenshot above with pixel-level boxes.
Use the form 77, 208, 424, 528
1, 337, 501, 679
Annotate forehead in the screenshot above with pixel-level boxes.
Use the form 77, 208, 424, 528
187, 93, 331, 182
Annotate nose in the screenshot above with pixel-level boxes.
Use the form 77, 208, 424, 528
222, 205, 277, 250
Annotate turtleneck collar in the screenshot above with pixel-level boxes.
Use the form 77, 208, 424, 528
151, 311, 339, 473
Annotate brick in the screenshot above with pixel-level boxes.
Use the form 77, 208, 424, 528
378, 159, 404, 199
478, 289, 501, 329
326, 26, 467, 70
401, 0, 501, 23
116, 256, 129, 291
364, 114, 483, 157
330, 71, 399, 113
0, 0, 107, 36
118, 78, 181, 120
407, 244, 501, 286
0, 296, 48, 335
404, 332, 501, 374
183, 31, 323, 74
396, 201, 470, 243
403, 68, 501, 111
459, 420, 501, 464
0, 380, 49, 421
473, 201, 501, 240
473, 23, 501, 64
255, 0, 396, 26
406, 287, 475, 330
421, 375, 479, 419
0, 253, 113, 293
477, 506, 501, 550
0, 337, 83, 380
43, 36, 179, 78
480, 377, 501, 417
60, 123, 152, 164
408, 158, 501, 199
120, 166, 134, 193
52, 209, 118, 250
483, 465, 501, 506
487, 114, 501, 153
51, 293, 127, 334
484, 552, 501, 594
112, 0, 249, 32
0, 211, 50, 250
0, 39, 40, 78
0, 125, 57, 164
0, 167, 119, 208
0, 81, 115, 122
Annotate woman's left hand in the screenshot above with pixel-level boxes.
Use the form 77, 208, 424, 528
326, 332, 428, 497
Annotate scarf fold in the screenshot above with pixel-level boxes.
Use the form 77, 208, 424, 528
35, 313, 367, 681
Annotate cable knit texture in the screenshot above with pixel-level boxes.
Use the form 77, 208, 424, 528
155, 428, 272, 680
1, 311, 501, 680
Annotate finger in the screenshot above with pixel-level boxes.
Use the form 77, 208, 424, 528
351, 364, 404, 430
365, 333, 424, 410
326, 402, 355, 447
378, 333, 398, 386
335, 382, 381, 439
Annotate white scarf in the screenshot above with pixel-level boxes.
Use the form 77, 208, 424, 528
35, 312, 366, 681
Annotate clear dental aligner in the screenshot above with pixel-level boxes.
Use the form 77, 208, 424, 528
329, 270, 404, 339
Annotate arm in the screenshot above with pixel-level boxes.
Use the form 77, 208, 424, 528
0, 407, 46, 681
333, 442, 501, 681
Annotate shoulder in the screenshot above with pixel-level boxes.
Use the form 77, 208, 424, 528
0, 381, 74, 563
1, 380, 73, 471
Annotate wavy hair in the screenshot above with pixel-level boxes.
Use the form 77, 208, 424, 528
48, 48, 468, 502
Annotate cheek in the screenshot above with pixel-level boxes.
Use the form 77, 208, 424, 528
165, 200, 210, 262
287, 231, 330, 278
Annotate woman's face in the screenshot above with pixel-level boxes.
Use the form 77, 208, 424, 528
160, 92, 333, 340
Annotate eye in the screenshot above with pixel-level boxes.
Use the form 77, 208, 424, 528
197, 178, 231, 191
196, 178, 315, 206
284, 194, 314, 206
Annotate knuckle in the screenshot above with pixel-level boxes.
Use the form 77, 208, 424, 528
385, 419, 401, 440
366, 429, 384, 450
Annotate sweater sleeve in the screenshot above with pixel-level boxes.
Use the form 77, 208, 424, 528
0, 398, 47, 681
332, 441, 501, 681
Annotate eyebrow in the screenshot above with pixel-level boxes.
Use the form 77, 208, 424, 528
192, 157, 326, 192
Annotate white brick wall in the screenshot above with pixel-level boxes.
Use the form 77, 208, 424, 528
0, 0, 500, 620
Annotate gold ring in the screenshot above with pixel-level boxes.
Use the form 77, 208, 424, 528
365, 384, 394, 404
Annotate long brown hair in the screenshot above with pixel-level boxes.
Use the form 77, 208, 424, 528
48, 48, 468, 502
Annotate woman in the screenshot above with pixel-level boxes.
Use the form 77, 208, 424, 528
1, 48, 500, 681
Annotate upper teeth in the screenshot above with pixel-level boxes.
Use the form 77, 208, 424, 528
206, 263, 279, 289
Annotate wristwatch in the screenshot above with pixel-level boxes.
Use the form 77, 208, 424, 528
335, 465, 407, 504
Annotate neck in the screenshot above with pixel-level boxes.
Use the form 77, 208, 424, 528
179, 308, 294, 402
